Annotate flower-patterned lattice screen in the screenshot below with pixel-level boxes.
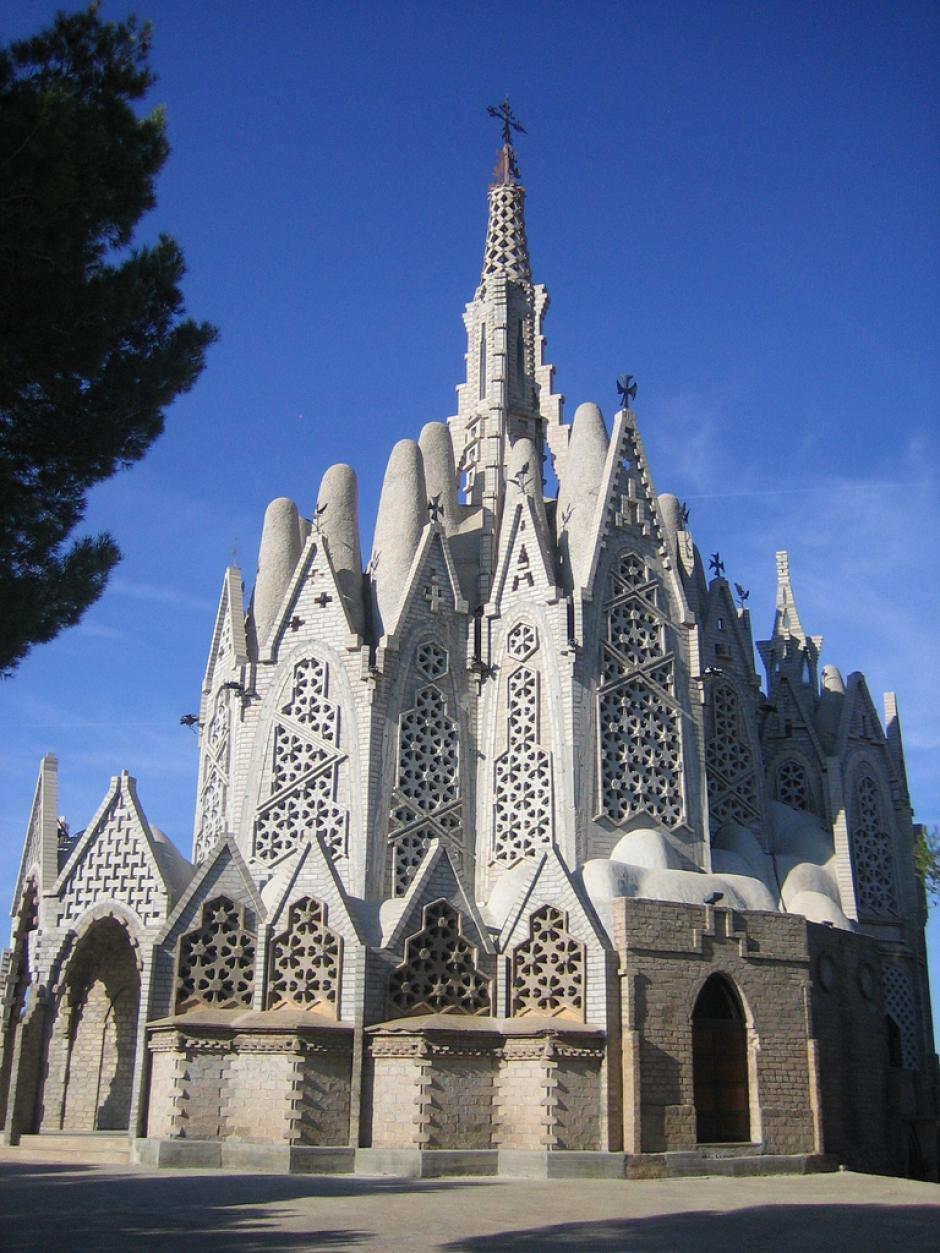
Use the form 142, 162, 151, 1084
387, 646, 462, 896
387, 899, 491, 1016
597, 552, 683, 826
268, 896, 341, 1014
175, 895, 255, 1011
851, 773, 897, 918
253, 657, 349, 867
705, 680, 760, 829
493, 665, 553, 864
511, 905, 585, 1019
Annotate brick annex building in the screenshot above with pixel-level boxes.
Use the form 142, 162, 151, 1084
1, 124, 937, 1180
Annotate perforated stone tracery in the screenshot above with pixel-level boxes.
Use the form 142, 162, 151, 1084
598, 553, 683, 826
511, 905, 585, 1018
774, 756, 816, 814
416, 641, 448, 681
851, 773, 897, 918
268, 896, 341, 1013
175, 896, 255, 1011
387, 899, 491, 1016
195, 690, 230, 864
493, 665, 553, 864
481, 182, 531, 286
705, 680, 760, 828
507, 621, 538, 660
388, 676, 462, 896
253, 657, 348, 866
883, 963, 919, 1071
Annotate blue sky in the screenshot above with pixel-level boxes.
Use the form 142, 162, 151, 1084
2, 1, 938, 1030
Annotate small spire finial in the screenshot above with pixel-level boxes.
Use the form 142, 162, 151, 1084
487, 96, 525, 184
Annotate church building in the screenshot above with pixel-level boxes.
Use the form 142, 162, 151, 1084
2, 114, 936, 1180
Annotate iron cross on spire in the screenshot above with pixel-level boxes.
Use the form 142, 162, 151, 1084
487, 97, 526, 183
487, 96, 526, 148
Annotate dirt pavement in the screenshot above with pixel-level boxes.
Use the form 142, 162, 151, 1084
0, 1156, 937, 1252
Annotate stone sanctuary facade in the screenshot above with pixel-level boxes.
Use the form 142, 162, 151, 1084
1, 123, 937, 1181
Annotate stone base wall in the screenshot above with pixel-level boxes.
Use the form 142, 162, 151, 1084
146, 1027, 353, 1146
368, 1055, 422, 1148
424, 1057, 496, 1149
368, 1027, 605, 1152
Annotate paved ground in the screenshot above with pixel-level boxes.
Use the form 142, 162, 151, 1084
0, 1156, 938, 1251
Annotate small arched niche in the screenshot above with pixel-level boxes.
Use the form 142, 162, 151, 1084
691, 973, 750, 1144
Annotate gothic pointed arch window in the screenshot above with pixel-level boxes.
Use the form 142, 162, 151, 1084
772, 754, 820, 817
493, 657, 554, 864
705, 679, 760, 829
253, 655, 349, 868
597, 550, 683, 827
692, 974, 750, 1143
387, 900, 491, 1017
511, 905, 585, 1019
849, 770, 897, 919
175, 896, 256, 1011
387, 642, 463, 897
267, 896, 341, 1014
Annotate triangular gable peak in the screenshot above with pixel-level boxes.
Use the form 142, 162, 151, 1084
156, 834, 265, 948
835, 673, 891, 759
701, 579, 757, 683
264, 833, 363, 943
266, 530, 360, 662
11, 754, 58, 913
883, 693, 911, 808
582, 409, 680, 603
763, 672, 825, 764
491, 491, 559, 612
54, 772, 171, 930
203, 567, 248, 693
495, 848, 609, 955
383, 839, 492, 956
383, 524, 467, 646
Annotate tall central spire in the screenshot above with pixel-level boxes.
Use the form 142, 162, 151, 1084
447, 103, 564, 601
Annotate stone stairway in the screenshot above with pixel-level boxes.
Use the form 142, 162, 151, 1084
13, 1132, 132, 1165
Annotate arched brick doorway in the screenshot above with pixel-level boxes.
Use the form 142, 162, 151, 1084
692, 973, 750, 1143
45, 918, 140, 1131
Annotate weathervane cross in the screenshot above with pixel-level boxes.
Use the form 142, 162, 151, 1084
487, 96, 526, 147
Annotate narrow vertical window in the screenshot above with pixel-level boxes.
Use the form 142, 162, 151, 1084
515, 318, 525, 388
478, 324, 487, 401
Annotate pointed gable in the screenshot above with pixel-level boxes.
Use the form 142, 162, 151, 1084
12, 754, 58, 910
54, 772, 176, 928
701, 579, 757, 682
494, 849, 608, 955
583, 407, 672, 593
157, 834, 265, 949
381, 840, 491, 956
386, 524, 467, 644
264, 833, 362, 943
491, 492, 558, 612
203, 566, 247, 692
837, 672, 888, 755
266, 529, 362, 661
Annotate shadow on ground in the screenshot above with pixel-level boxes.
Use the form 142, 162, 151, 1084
1, 1163, 938, 1252
0, 1161, 461, 1250
441, 1201, 940, 1253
